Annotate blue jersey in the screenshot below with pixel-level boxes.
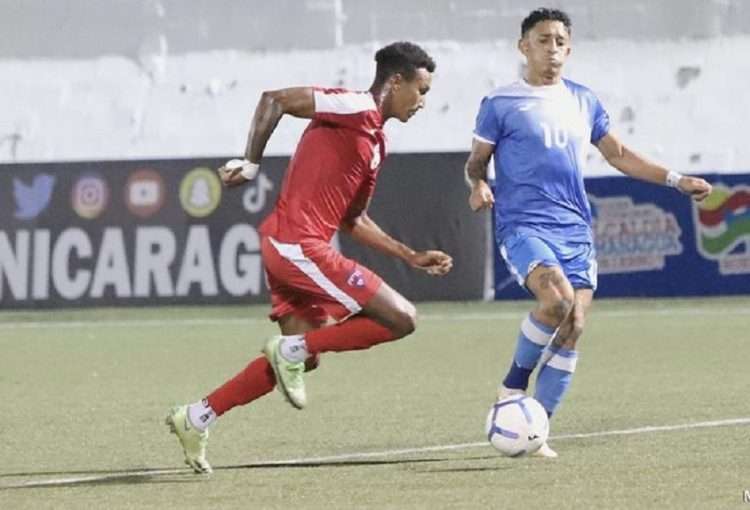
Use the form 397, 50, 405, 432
473, 78, 610, 243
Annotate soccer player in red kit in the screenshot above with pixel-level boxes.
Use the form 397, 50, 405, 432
166, 42, 453, 474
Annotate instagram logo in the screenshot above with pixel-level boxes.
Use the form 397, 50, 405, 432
72, 174, 109, 219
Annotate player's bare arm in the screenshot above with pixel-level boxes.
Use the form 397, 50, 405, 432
596, 132, 712, 201
218, 87, 315, 187
342, 213, 453, 276
464, 139, 496, 211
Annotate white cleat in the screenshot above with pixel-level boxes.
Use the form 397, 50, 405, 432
496, 384, 525, 401
531, 442, 558, 458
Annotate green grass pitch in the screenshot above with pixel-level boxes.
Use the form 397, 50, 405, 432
1, 297, 749, 509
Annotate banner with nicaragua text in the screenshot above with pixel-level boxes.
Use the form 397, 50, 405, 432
0, 154, 485, 309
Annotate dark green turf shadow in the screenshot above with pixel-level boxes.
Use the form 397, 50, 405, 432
0, 455, 501, 490
0, 472, 203, 490
414, 466, 510, 473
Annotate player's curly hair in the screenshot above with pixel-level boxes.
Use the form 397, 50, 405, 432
374, 41, 436, 83
521, 8, 572, 37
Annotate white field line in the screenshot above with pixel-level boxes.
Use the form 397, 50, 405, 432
3, 416, 749, 489
0, 306, 749, 330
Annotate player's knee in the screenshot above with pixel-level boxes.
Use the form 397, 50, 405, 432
554, 298, 573, 323
540, 295, 573, 325
569, 310, 586, 342
558, 310, 585, 348
391, 302, 417, 338
567, 325, 583, 345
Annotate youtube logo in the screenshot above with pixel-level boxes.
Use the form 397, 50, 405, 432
125, 169, 165, 218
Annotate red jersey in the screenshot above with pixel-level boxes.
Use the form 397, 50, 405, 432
259, 88, 387, 243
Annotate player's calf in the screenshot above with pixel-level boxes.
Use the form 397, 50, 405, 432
502, 312, 556, 392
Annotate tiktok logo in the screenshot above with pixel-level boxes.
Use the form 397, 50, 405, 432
242, 173, 274, 214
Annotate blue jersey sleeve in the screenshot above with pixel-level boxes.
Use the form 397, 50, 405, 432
473, 97, 501, 145
590, 95, 610, 144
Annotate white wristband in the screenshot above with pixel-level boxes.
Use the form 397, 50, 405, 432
665, 170, 683, 188
226, 158, 259, 180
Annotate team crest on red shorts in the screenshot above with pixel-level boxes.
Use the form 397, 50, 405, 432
347, 269, 366, 288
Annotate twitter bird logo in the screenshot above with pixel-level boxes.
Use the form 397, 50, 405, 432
13, 174, 56, 220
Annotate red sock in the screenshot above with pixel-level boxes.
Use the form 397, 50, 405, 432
305, 317, 396, 354
206, 357, 275, 416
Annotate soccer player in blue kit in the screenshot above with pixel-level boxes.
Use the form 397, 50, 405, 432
464, 8, 712, 457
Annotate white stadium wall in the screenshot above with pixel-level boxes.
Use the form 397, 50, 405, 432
0, 36, 748, 176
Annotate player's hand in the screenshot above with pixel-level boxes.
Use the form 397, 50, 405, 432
217, 165, 248, 188
678, 176, 712, 202
409, 250, 453, 276
217, 159, 258, 188
469, 181, 494, 211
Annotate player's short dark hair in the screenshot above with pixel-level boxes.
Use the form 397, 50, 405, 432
521, 8, 572, 37
374, 41, 436, 83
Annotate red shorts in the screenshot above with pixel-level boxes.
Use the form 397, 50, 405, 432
261, 236, 383, 324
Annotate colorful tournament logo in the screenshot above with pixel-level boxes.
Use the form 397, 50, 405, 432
72, 174, 109, 219
590, 195, 682, 274
179, 167, 222, 218
693, 184, 750, 275
125, 169, 165, 218
13, 174, 56, 220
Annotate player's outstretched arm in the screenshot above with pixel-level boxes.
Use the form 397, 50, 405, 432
596, 132, 712, 201
342, 213, 453, 276
218, 87, 315, 187
464, 139, 495, 211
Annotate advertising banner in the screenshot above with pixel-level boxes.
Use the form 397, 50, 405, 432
1, 154, 485, 309
493, 173, 750, 299
0, 159, 281, 308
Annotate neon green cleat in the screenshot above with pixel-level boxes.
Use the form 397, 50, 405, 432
165, 405, 212, 474
263, 335, 307, 409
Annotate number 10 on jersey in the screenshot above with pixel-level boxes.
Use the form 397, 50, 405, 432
540, 121, 568, 149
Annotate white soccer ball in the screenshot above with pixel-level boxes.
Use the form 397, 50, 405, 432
485, 395, 549, 457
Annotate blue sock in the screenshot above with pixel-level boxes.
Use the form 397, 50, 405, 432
534, 345, 578, 417
502, 314, 556, 390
